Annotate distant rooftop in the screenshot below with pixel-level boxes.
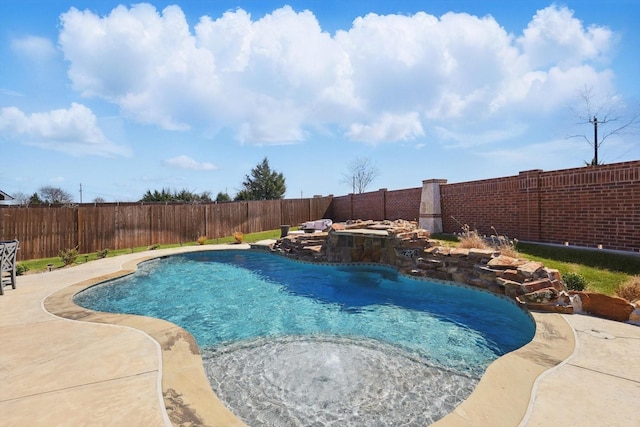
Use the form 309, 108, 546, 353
0, 190, 14, 201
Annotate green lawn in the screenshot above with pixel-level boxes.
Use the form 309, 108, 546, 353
17, 229, 284, 274
516, 242, 638, 296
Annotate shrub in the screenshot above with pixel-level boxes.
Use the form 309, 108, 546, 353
615, 276, 640, 302
97, 248, 109, 259
197, 236, 207, 245
233, 231, 244, 243
16, 263, 29, 276
563, 272, 588, 291
58, 247, 79, 266
488, 227, 519, 257
457, 224, 489, 249
456, 224, 518, 256
147, 244, 160, 251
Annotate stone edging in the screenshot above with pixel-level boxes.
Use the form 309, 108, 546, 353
42, 247, 575, 427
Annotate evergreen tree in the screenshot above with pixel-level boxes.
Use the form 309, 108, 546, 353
238, 157, 286, 200
140, 188, 212, 202
215, 191, 231, 202
29, 192, 44, 204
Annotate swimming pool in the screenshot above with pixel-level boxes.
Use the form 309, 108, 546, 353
75, 250, 535, 426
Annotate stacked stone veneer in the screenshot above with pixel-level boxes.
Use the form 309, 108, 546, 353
270, 219, 639, 323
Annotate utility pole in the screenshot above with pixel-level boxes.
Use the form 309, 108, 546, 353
591, 116, 598, 165
79, 183, 83, 203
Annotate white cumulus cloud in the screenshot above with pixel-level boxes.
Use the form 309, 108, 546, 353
0, 103, 130, 156
518, 5, 613, 69
347, 112, 424, 143
164, 155, 217, 170
56, 4, 616, 147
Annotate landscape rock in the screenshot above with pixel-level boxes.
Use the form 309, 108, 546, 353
467, 248, 495, 259
500, 269, 521, 282
521, 278, 555, 294
270, 219, 632, 324
496, 278, 524, 298
487, 255, 527, 269
571, 291, 635, 322
520, 287, 559, 304
517, 261, 545, 279
450, 248, 469, 257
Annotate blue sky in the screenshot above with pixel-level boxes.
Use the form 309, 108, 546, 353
1, 0, 638, 203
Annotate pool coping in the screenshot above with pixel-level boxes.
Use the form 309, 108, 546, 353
42, 246, 576, 427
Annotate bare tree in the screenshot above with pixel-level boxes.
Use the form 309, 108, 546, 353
38, 186, 74, 204
341, 157, 379, 194
9, 191, 30, 206
569, 86, 639, 165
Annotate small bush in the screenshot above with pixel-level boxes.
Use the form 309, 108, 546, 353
564, 272, 588, 291
16, 263, 29, 276
615, 276, 640, 302
233, 231, 244, 243
147, 244, 160, 251
457, 225, 489, 249
97, 248, 109, 259
489, 226, 519, 257
58, 247, 79, 266
197, 236, 207, 245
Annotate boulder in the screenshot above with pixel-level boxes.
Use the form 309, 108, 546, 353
487, 255, 526, 269
571, 291, 635, 322
467, 248, 496, 260
545, 268, 562, 282
500, 269, 521, 282
521, 278, 554, 294
520, 287, 559, 304
517, 261, 545, 279
497, 278, 524, 298
423, 246, 441, 255
436, 247, 452, 256
450, 247, 469, 257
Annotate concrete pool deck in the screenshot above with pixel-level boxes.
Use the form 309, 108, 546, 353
1, 245, 638, 426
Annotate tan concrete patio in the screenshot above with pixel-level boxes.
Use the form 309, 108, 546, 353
1, 245, 638, 426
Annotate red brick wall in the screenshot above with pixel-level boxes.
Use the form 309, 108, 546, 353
329, 161, 639, 253
330, 188, 421, 222
537, 162, 639, 250
352, 189, 386, 221
441, 161, 640, 252
385, 187, 421, 221
441, 175, 520, 238
329, 195, 353, 222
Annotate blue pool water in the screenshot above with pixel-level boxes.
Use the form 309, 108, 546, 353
75, 250, 535, 426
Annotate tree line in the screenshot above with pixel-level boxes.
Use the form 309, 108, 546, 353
11, 157, 288, 205
8, 156, 379, 205
139, 157, 286, 203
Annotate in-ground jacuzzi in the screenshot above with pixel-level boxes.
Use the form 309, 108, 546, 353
74, 250, 535, 426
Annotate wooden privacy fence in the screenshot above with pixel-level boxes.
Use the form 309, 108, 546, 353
0, 197, 332, 261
